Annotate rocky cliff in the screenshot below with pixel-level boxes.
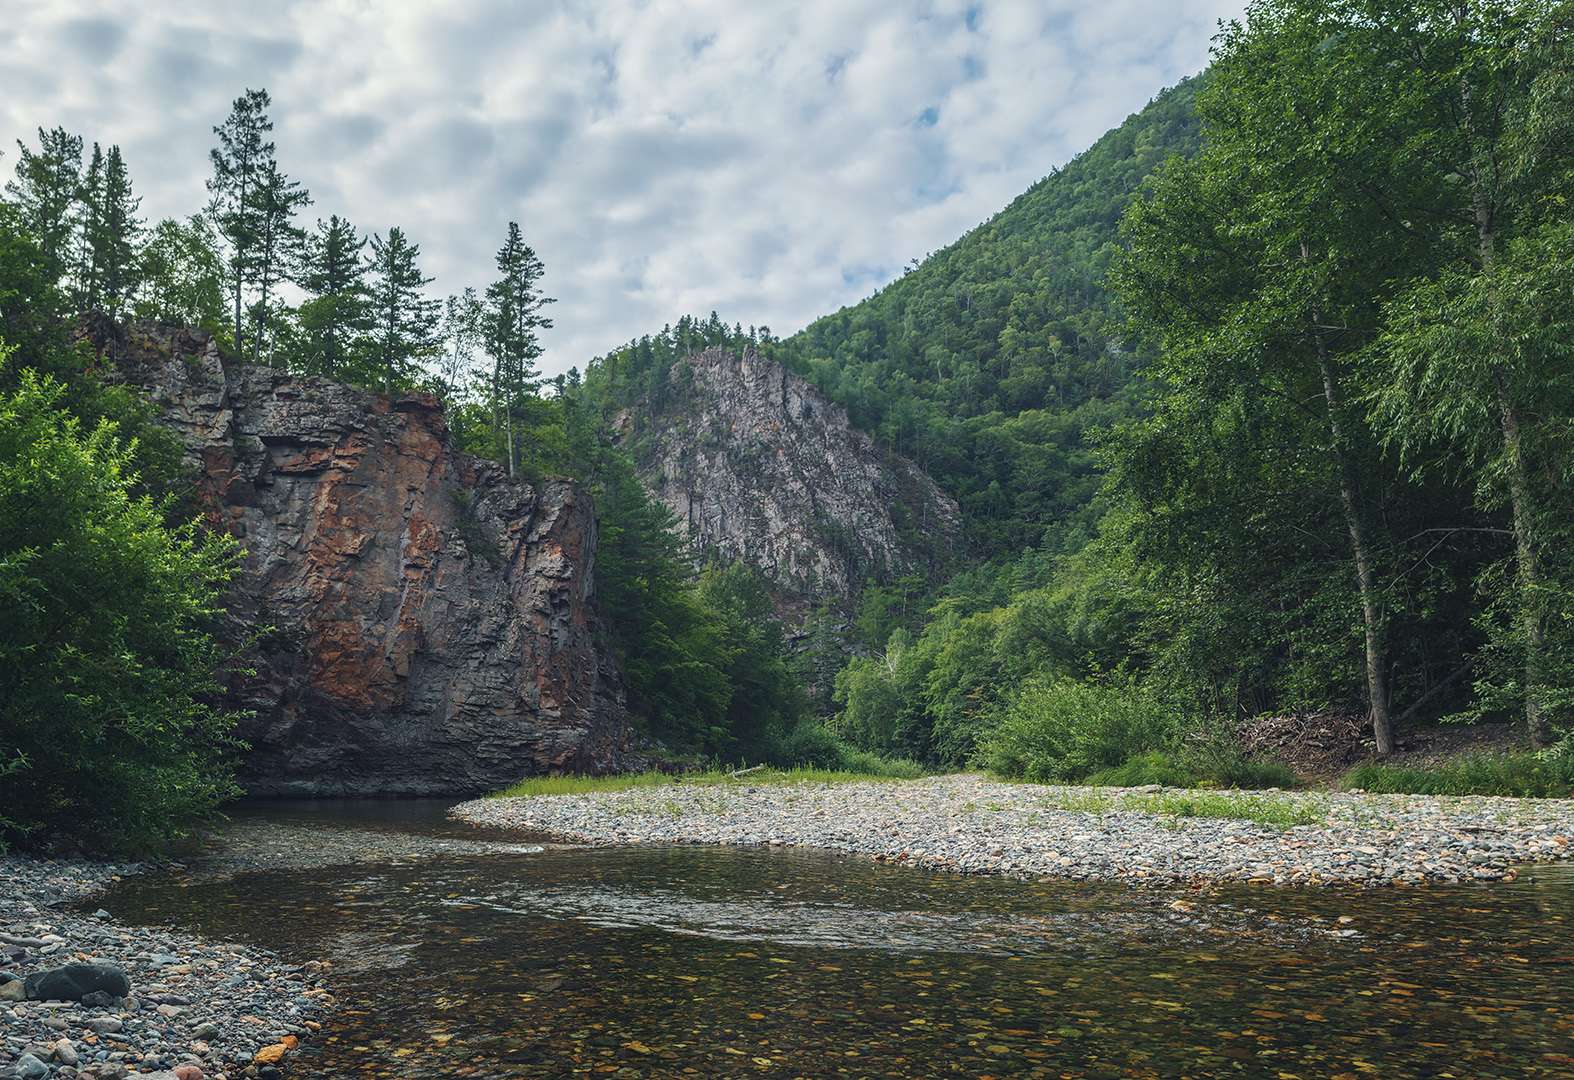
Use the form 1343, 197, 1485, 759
621, 347, 962, 606
89, 320, 626, 796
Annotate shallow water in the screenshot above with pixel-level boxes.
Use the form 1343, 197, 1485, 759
100, 800, 1574, 1079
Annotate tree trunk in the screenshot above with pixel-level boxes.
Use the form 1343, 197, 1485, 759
1459, 55, 1550, 747
1312, 310, 1393, 753
1498, 388, 1551, 746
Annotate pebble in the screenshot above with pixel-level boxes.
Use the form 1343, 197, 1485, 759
0, 855, 332, 1080
454, 772, 1574, 887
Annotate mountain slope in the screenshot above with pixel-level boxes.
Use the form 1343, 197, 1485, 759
764, 77, 1204, 559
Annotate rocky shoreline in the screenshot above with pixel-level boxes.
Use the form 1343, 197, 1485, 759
1, 856, 328, 1080
454, 773, 1574, 887
8, 773, 1573, 1079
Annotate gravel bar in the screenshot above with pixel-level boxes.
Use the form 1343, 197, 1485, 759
1, 856, 329, 1080
453, 773, 1574, 887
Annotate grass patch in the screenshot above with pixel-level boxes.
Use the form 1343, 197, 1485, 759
1118, 790, 1324, 829
1084, 751, 1200, 788
1038, 789, 1119, 815
1342, 752, 1574, 798
1081, 750, 1300, 792
488, 763, 928, 799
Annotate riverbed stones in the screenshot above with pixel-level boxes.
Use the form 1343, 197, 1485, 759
1, 854, 332, 1080
455, 772, 1574, 888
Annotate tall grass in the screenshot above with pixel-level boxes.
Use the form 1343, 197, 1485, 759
1118, 790, 1323, 828
1342, 753, 1574, 798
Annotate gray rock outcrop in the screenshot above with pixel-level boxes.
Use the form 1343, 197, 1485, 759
622, 347, 961, 605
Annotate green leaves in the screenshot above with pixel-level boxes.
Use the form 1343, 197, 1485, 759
0, 364, 243, 852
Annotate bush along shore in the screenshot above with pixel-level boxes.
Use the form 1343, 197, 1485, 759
455, 773, 1574, 887
0, 856, 329, 1080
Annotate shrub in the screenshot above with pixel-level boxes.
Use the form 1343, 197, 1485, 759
977, 676, 1183, 783
763, 720, 928, 778
0, 368, 242, 852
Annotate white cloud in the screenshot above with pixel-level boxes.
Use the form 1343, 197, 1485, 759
1, 0, 1245, 376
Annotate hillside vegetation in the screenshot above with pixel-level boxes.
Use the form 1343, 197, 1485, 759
766, 79, 1203, 561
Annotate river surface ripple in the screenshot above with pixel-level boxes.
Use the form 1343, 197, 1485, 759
97, 799, 1574, 1080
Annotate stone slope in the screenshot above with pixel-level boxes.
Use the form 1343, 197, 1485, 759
622, 346, 962, 605
89, 320, 626, 796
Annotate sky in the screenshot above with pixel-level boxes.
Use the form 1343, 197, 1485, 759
1, 0, 1246, 378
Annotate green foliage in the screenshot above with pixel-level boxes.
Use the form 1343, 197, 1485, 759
0, 364, 242, 852
587, 450, 733, 751
976, 676, 1185, 783
1342, 754, 1574, 800
831, 627, 942, 762
364, 226, 440, 393
133, 216, 230, 343
489, 759, 928, 799
5, 126, 83, 283
1083, 752, 1200, 789
696, 562, 810, 758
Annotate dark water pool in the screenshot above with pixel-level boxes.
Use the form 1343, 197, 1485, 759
100, 800, 1574, 1079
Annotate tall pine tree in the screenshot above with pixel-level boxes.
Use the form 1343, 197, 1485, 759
366, 227, 440, 394
484, 222, 553, 476
207, 89, 275, 361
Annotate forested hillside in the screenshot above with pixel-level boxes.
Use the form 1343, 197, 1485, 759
826, 0, 1574, 783
765, 78, 1203, 560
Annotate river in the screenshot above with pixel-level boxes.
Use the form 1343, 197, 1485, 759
96, 799, 1574, 1079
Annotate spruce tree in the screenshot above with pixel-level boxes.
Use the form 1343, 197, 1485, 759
71, 144, 104, 312
207, 89, 275, 360
86, 146, 143, 318
483, 222, 553, 476
245, 160, 310, 366
5, 127, 84, 285
294, 215, 370, 378
366, 227, 440, 394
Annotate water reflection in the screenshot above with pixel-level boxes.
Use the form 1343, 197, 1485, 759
100, 805, 1574, 1079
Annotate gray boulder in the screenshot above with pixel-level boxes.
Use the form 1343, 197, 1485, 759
23, 962, 131, 1002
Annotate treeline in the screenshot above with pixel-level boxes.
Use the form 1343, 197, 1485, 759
4, 89, 560, 479
824, 0, 1574, 778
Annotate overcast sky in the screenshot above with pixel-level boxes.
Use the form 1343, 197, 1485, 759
2, 0, 1244, 378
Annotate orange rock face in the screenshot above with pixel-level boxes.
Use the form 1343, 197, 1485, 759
92, 320, 628, 795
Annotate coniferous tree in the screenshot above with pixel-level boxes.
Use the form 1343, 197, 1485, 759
484, 222, 553, 476
245, 159, 310, 366
5, 126, 84, 284
86, 146, 143, 318
207, 89, 275, 360
71, 144, 104, 312
293, 215, 370, 378
366, 226, 440, 394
